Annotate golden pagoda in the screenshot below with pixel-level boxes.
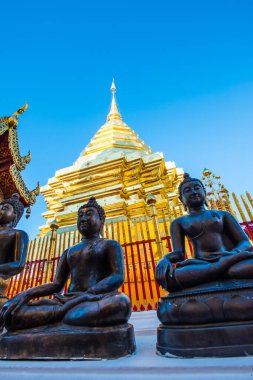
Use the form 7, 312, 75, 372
6, 84, 253, 311
39, 81, 184, 236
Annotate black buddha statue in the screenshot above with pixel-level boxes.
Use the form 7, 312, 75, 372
0, 194, 28, 304
0, 197, 135, 359
155, 174, 253, 357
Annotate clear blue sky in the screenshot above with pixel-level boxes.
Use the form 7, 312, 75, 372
0, 0, 252, 238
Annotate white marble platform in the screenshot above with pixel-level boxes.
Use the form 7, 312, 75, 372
0, 311, 252, 379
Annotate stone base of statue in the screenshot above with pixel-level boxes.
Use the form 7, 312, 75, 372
0, 323, 136, 360
157, 279, 253, 357
157, 321, 253, 358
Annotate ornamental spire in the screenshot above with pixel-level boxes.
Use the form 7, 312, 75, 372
107, 79, 122, 121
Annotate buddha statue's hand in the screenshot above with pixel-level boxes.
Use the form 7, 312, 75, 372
54, 292, 85, 304
59, 292, 104, 314
156, 256, 173, 289
79, 293, 104, 301
156, 251, 184, 289
0, 292, 28, 328
166, 250, 185, 263
54, 292, 103, 304
55, 292, 104, 313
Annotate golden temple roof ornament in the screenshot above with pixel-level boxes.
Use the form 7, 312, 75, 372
201, 168, 235, 215
107, 79, 122, 122
0, 104, 39, 210
7, 103, 28, 129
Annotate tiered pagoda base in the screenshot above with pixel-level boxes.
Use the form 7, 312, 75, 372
157, 279, 253, 358
0, 323, 136, 360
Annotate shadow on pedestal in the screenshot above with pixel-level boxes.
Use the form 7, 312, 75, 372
0, 323, 136, 360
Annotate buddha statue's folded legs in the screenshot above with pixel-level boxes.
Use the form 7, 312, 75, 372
63, 292, 131, 327
158, 250, 253, 292
5, 292, 131, 331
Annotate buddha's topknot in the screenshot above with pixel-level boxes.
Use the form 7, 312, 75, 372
78, 197, 105, 223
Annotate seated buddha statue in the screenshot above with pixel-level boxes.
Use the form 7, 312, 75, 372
156, 173, 253, 293
0, 194, 28, 304
155, 174, 253, 357
0, 197, 131, 331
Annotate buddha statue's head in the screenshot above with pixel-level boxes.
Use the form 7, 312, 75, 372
77, 197, 106, 237
179, 173, 206, 211
0, 193, 24, 228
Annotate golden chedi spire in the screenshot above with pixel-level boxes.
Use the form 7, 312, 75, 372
80, 80, 151, 158
107, 79, 122, 121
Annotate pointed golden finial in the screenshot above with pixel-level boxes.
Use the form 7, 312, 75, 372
110, 78, 116, 94
107, 79, 122, 121
13, 103, 28, 117
8, 103, 28, 128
